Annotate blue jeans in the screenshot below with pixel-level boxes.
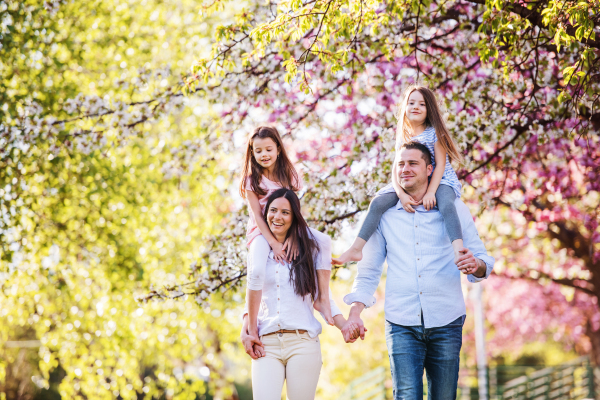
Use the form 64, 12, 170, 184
385, 315, 465, 400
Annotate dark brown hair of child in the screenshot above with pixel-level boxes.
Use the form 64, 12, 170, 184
239, 126, 300, 199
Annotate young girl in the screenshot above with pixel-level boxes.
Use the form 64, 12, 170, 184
333, 85, 465, 265
240, 125, 334, 325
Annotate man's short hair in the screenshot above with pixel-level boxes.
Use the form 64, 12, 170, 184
398, 141, 433, 166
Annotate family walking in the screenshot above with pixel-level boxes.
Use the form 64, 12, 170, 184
239, 85, 495, 400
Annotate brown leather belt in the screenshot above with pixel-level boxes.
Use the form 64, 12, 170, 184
263, 329, 308, 337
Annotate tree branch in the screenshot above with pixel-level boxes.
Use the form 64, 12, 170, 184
495, 270, 596, 297
465, 0, 600, 50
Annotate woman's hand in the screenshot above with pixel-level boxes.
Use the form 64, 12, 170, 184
241, 328, 264, 360
282, 237, 299, 261
270, 240, 288, 264
422, 192, 437, 211
398, 191, 422, 213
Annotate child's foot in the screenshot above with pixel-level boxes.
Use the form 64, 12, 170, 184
332, 247, 363, 265
313, 297, 334, 325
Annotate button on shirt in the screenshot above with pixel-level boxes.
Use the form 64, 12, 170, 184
344, 199, 495, 329
245, 235, 341, 337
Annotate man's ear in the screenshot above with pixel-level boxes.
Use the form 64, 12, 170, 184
427, 163, 433, 177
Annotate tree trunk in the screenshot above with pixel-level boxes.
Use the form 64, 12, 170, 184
586, 320, 600, 366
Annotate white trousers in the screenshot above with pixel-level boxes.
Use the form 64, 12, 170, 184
252, 331, 322, 400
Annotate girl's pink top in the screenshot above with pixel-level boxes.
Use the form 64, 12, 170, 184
245, 175, 284, 246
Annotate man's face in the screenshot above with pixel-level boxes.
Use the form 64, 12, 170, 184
396, 148, 433, 192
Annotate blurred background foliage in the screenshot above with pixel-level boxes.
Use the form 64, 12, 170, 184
1, 0, 249, 399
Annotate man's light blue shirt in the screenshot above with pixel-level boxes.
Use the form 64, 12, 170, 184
344, 198, 495, 329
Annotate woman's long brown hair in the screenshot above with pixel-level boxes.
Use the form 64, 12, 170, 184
239, 126, 300, 199
395, 85, 463, 164
263, 188, 319, 299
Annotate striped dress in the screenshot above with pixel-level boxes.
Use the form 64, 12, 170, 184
379, 126, 462, 198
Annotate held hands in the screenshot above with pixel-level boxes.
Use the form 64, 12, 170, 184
341, 316, 367, 343
397, 191, 422, 213
455, 248, 484, 277
422, 192, 437, 211
241, 328, 265, 360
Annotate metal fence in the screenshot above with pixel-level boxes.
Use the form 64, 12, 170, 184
499, 356, 596, 400
336, 367, 386, 400
337, 357, 599, 400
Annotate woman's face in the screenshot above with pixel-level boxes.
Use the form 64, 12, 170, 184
267, 197, 293, 239
252, 137, 279, 171
406, 90, 427, 127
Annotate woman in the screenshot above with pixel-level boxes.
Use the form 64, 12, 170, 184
240, 188, 358, 400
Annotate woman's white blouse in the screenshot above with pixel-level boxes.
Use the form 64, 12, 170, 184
245, 235, 342, 338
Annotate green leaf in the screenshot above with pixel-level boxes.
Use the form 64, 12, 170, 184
557, 90, 572, 103
575, 26, 584, 41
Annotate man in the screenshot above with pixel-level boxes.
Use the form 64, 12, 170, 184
342, 141, 495, 399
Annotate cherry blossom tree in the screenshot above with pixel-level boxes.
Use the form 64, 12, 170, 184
179, 0, 600, 363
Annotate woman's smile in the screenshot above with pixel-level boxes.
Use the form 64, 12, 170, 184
267, 197, 293, 240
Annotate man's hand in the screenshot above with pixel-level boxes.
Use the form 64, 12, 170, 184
343, 303, 367, 342
241, 329, 264, 360
456, 248, 486, 278
341, 320, 359, 343
341, 320, 368, 343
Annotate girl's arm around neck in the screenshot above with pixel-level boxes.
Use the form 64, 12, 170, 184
247, 191, 279, 246
392, 162, 401, 196
426, 141, 447, 196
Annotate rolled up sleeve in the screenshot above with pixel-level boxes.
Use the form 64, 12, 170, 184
247, 235, 270, 290
343, 226, 387, 307
455, 200, 495, 283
